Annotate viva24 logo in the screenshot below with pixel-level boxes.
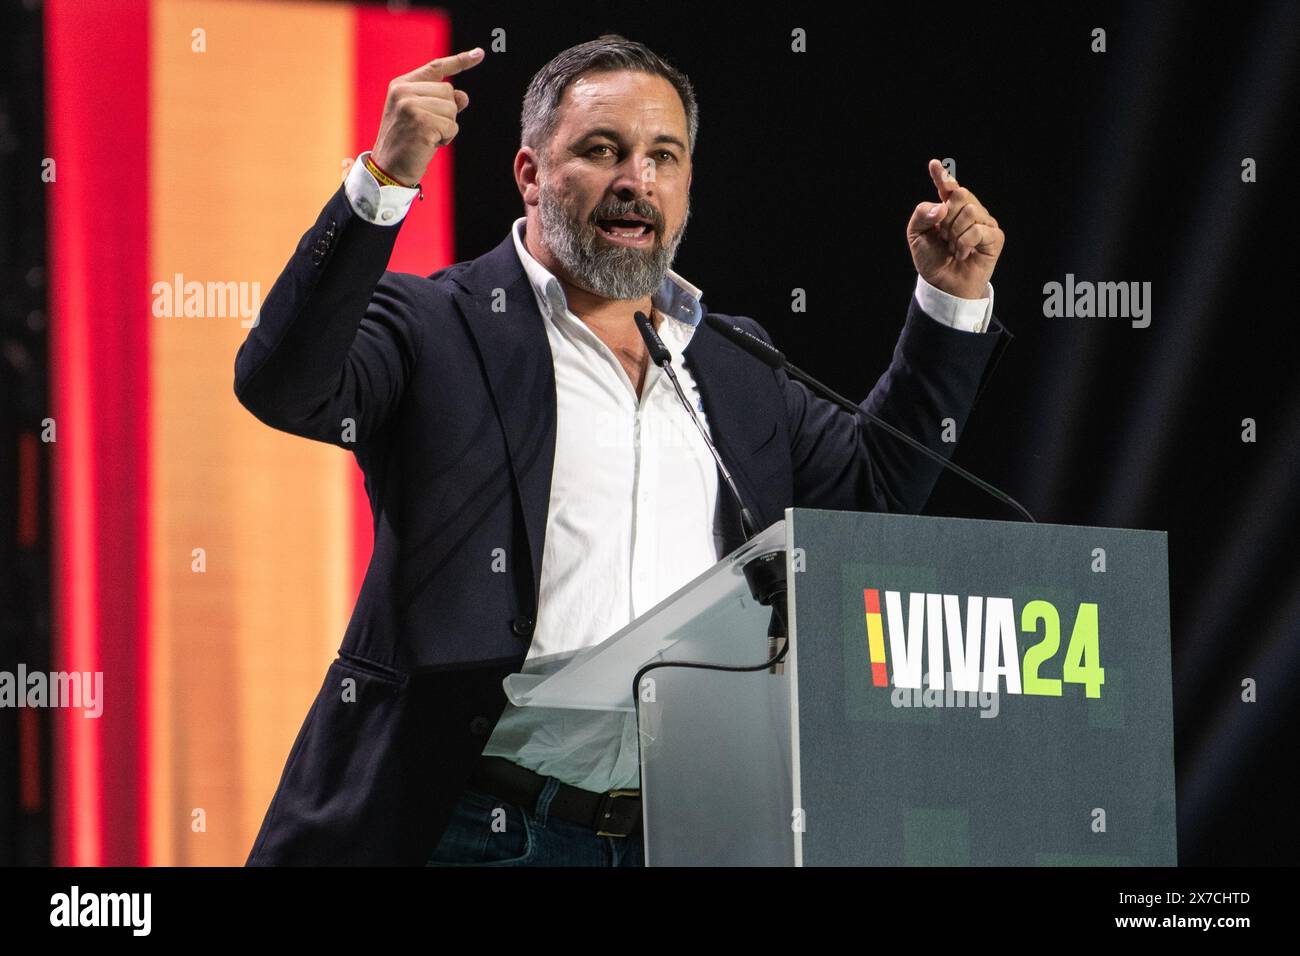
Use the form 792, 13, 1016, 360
861, 588, 1104, 698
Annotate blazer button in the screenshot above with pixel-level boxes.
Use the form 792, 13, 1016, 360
511, 617, 534, 637
469, 715, 492, 737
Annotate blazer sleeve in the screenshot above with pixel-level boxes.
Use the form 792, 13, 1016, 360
750, 295, 1012, 514
232, 183, 426, 449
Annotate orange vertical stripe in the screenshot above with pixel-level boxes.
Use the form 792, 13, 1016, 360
150, 0, 356, 865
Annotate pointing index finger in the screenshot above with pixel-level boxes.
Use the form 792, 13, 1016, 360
440, 47, 485, 78
411, 47, 485, 82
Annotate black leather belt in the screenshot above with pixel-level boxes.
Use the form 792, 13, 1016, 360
469, 755, 642, 838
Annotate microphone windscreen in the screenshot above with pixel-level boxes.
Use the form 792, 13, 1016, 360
634, 310, 673, 367
703, 314, 786, 368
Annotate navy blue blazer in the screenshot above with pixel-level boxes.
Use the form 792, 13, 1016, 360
233, 183, 1013, 865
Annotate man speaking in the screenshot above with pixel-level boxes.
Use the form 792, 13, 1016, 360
234, 34, 1011, 867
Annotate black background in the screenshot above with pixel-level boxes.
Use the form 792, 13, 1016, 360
438, 0, 1298, 866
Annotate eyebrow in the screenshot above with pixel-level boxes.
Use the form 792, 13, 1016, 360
575, 127, 687, 153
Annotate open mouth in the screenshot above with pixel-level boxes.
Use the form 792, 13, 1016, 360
595, 217, 655, 242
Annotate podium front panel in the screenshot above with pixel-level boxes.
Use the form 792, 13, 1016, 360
786, 508, 1176, 866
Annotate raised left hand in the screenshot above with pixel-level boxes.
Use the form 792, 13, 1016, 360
907, 159, 1005, 299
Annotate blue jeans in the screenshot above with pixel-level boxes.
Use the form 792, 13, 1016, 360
425, 779, 644, 867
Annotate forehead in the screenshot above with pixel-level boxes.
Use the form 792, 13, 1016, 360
554, 70, 687, 137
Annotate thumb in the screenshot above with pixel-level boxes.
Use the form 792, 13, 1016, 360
911, 200, 948, 234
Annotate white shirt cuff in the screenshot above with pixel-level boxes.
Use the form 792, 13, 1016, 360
343, 151, 420, 225
914, 274, 994, 333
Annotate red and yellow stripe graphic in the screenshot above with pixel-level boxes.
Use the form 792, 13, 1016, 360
46, 0, 453, 866
863, 588, 889, 687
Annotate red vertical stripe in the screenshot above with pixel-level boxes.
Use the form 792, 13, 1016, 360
18, 708, 42, 814
45, 0, 150, 866
16, 432, 39, 548
349, 8, 454, 597
17, 432, 41, 809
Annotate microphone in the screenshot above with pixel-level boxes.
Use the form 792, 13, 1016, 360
634, 310, 759, 539
704, 313, 1036, 523
634, 309, 787, 675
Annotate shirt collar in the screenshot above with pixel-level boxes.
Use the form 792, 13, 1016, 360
510, 217, 704, 333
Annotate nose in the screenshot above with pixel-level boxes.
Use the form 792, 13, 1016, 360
610, 150, 654, 202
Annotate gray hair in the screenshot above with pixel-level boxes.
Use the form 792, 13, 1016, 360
520, 34, 698, 167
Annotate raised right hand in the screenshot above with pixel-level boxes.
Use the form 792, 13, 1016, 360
369, 47, 484, 187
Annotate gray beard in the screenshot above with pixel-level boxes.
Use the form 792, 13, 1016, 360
537, 181, 690, 301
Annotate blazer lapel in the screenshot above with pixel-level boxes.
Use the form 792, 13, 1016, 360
684, 319, 775, 553
450, 234, 778, 586
451, 236, 557, 605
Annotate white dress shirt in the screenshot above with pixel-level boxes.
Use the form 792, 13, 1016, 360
341, 152, 995, 792
478, 218, 722, 792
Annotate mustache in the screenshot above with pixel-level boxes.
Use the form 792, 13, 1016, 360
587, 201, 662, 232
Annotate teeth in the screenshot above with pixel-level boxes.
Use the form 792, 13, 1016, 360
602, 224, 648, 238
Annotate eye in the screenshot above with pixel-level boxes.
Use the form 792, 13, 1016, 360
655, 150, 676, 163
589, 144, 614, 158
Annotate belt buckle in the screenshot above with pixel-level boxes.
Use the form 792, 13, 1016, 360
595, 789, 641, 838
